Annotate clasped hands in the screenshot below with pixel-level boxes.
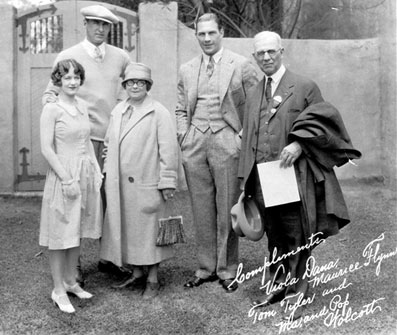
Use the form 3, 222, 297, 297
279, 141, 302, 168
161, 188, 175, 201
62, 180, 81, 200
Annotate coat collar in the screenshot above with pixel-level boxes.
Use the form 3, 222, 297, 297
113, 95, 155, 143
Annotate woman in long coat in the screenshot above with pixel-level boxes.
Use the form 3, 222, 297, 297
100, 63, 179, 299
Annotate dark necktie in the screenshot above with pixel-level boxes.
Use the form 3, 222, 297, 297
206, 56, 215, 77
265, 77, 272, 102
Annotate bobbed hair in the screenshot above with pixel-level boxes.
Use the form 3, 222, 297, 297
51, 59, 86, 87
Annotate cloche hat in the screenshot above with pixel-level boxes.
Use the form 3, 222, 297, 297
122, 63, 153, 86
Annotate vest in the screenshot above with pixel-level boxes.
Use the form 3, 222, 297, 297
191, 60, 227, 133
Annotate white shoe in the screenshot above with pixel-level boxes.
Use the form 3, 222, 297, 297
51, 290, 75, 314
63, 282, 93, 299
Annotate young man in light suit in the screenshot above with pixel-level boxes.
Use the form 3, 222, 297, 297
175, 13, 258, 292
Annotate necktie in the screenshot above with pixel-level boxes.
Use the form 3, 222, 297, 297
120, 106, 133, 133
265, 77, 272, 102
206, 56, 215, 77
94, 47, 103, 63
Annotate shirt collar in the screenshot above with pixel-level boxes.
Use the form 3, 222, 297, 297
122, 104, 133, 115
203, 47, 224, 66
82, 38, 106, 59
265, 64, 286, 85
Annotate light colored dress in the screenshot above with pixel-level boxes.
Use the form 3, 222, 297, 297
39, 101, 102, 250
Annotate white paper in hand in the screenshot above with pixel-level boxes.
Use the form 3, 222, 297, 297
257, 160, 300, 207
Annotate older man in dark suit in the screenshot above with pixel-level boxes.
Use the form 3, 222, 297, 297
239, 31, 360, 320
176, 13, 258, 292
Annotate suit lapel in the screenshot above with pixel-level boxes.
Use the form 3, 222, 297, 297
119, 97, 154, 143
253, 79, 265, 131
219, 50, 234, 105
268, 70, 294, 121
187, 56, 202, 115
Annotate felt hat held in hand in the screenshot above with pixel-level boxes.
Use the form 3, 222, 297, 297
231, 192, 264, 241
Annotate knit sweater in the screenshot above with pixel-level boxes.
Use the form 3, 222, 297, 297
43, 43, 132, 141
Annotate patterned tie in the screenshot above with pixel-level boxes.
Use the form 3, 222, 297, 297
94, 47, 103, 63
265, 77, 272, 102
120, 106, 133, 133
206, 56, 215, 77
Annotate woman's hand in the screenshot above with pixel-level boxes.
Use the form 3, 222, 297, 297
62, 180, 81, 200
161, 188, 175, 201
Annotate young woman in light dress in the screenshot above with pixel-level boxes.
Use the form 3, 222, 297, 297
39, 59, 102, 313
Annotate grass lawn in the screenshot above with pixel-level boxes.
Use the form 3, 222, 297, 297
0, 181, 396, 335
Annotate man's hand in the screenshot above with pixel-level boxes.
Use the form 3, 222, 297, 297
161, 188, 175, 201
279, 141, 302, 168
44, 95, 58, 104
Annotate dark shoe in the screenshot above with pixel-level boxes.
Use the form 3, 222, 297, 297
184, 274, 218, 288
251, 291, 285, 308
219, 279, 238, 292
98, 261, 131, 277
112, 274, 146, 289
142, 282, 160, 299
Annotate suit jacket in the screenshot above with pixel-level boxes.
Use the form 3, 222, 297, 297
175, 49, 258, 142
238, 69, 324, 189
239, 69, 361, 242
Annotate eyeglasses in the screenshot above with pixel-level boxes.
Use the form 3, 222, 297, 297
125, 79, 146, 88
254, 48, 282, 58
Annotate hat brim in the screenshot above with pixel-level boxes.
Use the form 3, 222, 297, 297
242, 198, 264, 241
231, 192, 264, 241
231, 197, 245, 237
122, 78, 153, 86
84, 16, 115, 24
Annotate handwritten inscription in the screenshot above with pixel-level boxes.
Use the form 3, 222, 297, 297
231, 232, 325, 288
246, 232, 395, 333
362, 233, 397, 276
324, 293, 385, 328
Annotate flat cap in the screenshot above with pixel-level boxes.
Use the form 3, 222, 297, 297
81, 5, 119, 24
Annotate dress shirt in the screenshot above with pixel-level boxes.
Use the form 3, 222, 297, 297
202, 47, 224, 69
82, 38, 106, 60
264, 64, 286, 96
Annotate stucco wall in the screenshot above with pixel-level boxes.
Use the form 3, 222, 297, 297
0, 1, 394, 192
379, 0, 396, 186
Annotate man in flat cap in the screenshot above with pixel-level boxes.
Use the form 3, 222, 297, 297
42, 4, 133, 280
